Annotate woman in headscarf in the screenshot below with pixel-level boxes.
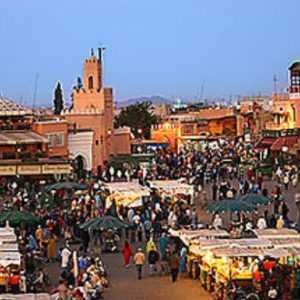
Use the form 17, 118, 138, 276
180, 247, 187, 274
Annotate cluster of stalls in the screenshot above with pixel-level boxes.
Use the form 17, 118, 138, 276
170, 228, 300, 299
103, 180, 194, 209
0, 226, 23, 292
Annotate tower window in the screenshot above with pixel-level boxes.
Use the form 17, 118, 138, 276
88, 76, 94, 89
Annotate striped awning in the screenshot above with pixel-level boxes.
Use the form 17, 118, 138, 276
0, 131, 48, 145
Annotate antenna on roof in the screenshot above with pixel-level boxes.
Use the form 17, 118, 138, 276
273, 74, 278, 103
273, 74, 278, 95
32, 73, 39, 110
200, 81, 205, 101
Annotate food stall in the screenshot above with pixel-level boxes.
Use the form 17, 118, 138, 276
0, 226, 24, 293
103, 181, 151, 208
148, 180, 194, 203
186, 232, 300, 299
254, 228, 300, 239
169, 228, 229, 246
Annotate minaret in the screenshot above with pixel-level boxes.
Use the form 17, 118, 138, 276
83, 48, 103, 91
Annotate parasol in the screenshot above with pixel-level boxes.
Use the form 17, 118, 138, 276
206, 199, 255, 214
80, 215, 130, 231
240, 193, 271, 206
0, 211, 40, 226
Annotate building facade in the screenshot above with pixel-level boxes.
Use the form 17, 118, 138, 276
265, 62, 300, 131
64, 49, 131, 172
151, 107, 251, 152
0, 97, 71, 177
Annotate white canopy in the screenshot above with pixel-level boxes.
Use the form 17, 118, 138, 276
104, 181, 150, 196
0, 252, 21, 266
169, 228, 229, 245
255, 228, 300, 239
103, 180, 150, 208
148, 180, 194, 197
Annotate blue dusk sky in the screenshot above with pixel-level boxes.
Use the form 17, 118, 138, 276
0, 0, 299, 107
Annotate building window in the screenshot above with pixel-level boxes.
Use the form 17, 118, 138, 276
291, 71, 300, 87
183, 124, 194, 135
47, 134, 54, 147
55, 133, 64, 146
88, 76, 94, 89
47, 133, 64, 147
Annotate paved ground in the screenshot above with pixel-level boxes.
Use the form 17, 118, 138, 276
102, 251, 212, 300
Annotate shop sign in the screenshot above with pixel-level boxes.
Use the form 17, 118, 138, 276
0, 165, 16, 175
42, 164, 71, 174
17, 165, 41, 175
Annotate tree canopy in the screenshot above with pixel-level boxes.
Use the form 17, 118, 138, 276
53, 81, 64, 115
114, 101, 157, 139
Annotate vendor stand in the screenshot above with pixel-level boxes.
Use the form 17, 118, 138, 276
102, 180, 151, 208
169, 228, 229, 246
254, 228, 300, 239
148, 180, 194, 204
186, 235, 300, 299
0, 226, 25, 294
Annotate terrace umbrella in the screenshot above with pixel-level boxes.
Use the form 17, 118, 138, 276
206, 199, 255, 214
240, 193, 271, 206
80, 216, 130, 231
0, 211, 40, 226
45, 182, 88, 192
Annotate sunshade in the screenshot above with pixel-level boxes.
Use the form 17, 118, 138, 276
80, 215, 130, 231
206, 199, 255, 214
45, 181, 88, 192
240, 193, 271, 206
0, 211, 40, 226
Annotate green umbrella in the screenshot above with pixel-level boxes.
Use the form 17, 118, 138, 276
0, 211, 40, 226
45, 182, 88, 192
206, 199, 255, 214
80, 216, 130, 231
240, 193, 271, 206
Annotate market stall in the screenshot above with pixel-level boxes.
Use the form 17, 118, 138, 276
0, 252, 21, 267
254, 228, 300, 239
169, 228, 229, 246
103, 181, 151, 208
148, 180, 194, 203
186, 231, 300, 299
0, 226, 24, 293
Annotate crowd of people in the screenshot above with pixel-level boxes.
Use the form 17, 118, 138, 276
0, 137, 298, 299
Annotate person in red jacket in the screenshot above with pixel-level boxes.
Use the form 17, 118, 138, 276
9, 271, 20, 294
122, 240, 132, 268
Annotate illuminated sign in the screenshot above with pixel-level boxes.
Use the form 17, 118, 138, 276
0, 166, 16, 175
42, 164, 71, 174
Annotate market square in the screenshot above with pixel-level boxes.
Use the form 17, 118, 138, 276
1, 1, 300, 299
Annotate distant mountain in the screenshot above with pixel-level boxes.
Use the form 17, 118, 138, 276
116, 96, 173, 108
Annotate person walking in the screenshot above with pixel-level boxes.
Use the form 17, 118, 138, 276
180, 247, 187, 274
159, 233, 168, 260
47, 233, 57, 262
122, 240, 132, 268
148, 245, 159, 276
134, 248, 145, 280
169, 250, 180, 283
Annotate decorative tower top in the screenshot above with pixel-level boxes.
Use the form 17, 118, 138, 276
83, 47, 105, 91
